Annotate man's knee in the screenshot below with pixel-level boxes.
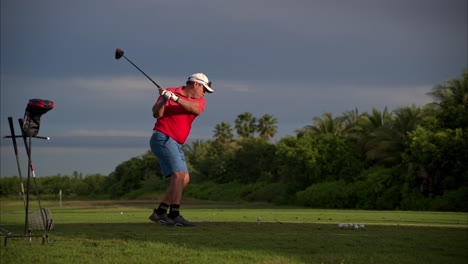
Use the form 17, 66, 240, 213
171, 171, 186, 181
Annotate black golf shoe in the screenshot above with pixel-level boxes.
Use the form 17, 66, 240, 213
172, 215, 195, 227
149, 212, 175, 226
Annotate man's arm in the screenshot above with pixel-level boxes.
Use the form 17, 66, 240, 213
165, 91, 201, 115
175, 98, 201, 115
153, 88, 172, 118
152, 100, 166, 119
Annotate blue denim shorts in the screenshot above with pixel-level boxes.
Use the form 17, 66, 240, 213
150, 130, 189, 177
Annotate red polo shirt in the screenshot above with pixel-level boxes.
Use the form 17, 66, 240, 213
153, 86, 206, 144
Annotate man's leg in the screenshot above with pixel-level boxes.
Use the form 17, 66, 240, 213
150, 171, 185, 222
162, 171, 186, 205
166, 172, 194, 226
149, 131, 191, 225
151, 172, 194, 226
183, 173, 190, 188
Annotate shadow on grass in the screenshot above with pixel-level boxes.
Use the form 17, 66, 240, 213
0, 217, 468, 264
65, 222, 322, 261
2, 222, 324, 263
4, 221, 468, 264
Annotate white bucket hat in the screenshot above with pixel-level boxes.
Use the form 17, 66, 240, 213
188, 73, 213, 93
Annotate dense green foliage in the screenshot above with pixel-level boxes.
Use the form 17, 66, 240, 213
0, 172, 108, 200
1, 70, 467, 211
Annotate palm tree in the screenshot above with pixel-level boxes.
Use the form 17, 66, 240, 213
213, 122, 234, 144
342, 108, 360, 127
299, 112, 344, 136
427, 69, 468, 128
235, 112, 256, 138
256, 114, 278, 141
341, 108, 369, 138
341, 107, 392, 160
364, 107, 392, 130
428, 69, 468, 106
366, 106, 423, 166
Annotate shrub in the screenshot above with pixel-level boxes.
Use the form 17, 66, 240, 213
399, 186, 431, 210
245, 182, 289, 203
430, 186, 468, 212
185, 181, 254, 201
0, 176, 21, 196
296, 180, 353, 208
352, 167, 401, 210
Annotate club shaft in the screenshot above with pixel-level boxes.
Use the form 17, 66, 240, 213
18, 118, 31, 234
123, 56, 161, 88
7, 117, 27, 205
4, 135, 50, 140
7, 117, 20, 156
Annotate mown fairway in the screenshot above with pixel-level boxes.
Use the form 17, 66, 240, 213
1, 200, 467, 264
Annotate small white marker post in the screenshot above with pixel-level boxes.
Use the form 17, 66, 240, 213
59, 189, 62, 208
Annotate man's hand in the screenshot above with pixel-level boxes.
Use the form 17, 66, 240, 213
161, 90, 172, 101
169, 92, 179, 102
161, 90, 179, 102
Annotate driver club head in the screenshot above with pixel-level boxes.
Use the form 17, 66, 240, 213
115, 48, 124, 60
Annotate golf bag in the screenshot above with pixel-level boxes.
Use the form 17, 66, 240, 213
29, 208, 55, 231
22, 99, 54, 137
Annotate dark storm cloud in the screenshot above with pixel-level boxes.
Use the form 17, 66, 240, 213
1, 0, 466, 177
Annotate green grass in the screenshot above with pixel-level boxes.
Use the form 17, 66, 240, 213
1, 200, 467, 264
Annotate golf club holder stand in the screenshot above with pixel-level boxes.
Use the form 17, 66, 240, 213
1, 99, 55, 246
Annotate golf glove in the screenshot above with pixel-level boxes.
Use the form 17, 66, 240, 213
170, 92, 179, 102
161, 90, 172, 101
161, 90, 180, 102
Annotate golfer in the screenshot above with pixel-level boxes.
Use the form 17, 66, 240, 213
149, 73, 213, 226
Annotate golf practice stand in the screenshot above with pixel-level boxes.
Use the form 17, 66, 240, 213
1, 99, 55, 246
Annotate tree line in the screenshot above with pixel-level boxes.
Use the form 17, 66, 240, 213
1, 70, 467, 211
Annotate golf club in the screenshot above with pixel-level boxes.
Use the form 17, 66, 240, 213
19, 118, 53, 234
7, 117, 26, 207
1, 100, 53, 245
4, 135, 50, 140
115, 48, 161, 89
19, 99, 54, 235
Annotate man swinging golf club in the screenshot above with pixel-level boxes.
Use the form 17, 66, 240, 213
149, 73, 213, 226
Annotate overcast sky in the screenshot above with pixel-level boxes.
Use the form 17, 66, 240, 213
1, 0, 467, 178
